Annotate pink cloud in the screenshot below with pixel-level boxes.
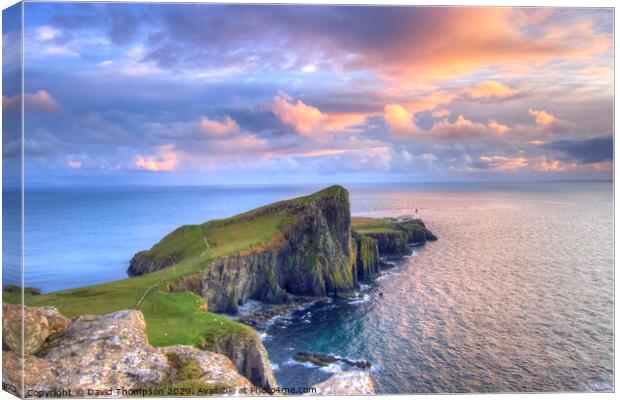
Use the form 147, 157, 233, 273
273, 95, 329, 135
528, 109, 555, 126
199, 115, 240, 136
461, 81, 518, 101
134, 144, 179, 172
487, 119, 509, 135
273, 95, 369, 139
479, 155, 529, 171
3, 90, 62, 113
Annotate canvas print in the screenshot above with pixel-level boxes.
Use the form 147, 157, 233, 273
1, 2, 614, 397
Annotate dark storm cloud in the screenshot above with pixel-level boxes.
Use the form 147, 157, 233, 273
542, 136, 613, 164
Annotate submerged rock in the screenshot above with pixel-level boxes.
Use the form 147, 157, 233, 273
293, 351, 371, 369
308, 371, 375, 395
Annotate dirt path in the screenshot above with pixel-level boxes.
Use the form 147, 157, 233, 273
199, 225, 210, 256
135, 281, 161, 310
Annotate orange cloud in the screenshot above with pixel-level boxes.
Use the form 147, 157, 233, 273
134, 144, 179, 171
273, 95, 368, 139
359, 8, 612, 85
487, 119, 510, 135
479, 155, 528, 171
528, 109, 555, 126
384, 104, 418, 136
273, 95, 329, 134
462, 81, 518, 101
199, 115, 239, 136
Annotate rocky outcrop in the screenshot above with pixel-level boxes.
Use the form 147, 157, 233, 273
308, 371, 375, 395
362, 230, 411, 256
169, 186, 357, 314
293, 352, 371, 369
395, 219, 438, 243
205, 331, 277, 391
353, 234, 380, 281
2, 308, 254, 397
128, 250, 176, 276
2, 304, 69, 355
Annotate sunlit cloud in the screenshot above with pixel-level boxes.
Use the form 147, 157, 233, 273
134, 144, 179, 172
528, 109, 555, 126
478, 155, 529, 171
487, 119, 509, 135
273, 95, 368, 140
199, 115, 240, 136
3, 90, 62, 113
461, 81, 518, 101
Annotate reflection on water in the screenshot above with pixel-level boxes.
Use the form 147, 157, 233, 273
264, 182, 614, 393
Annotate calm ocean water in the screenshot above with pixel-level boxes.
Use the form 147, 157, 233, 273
5, 182, 614, 393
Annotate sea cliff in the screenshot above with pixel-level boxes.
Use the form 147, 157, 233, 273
5, 185, 434, 396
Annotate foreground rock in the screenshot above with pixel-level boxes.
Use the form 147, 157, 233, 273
3, 308, 253, 397
293, 352, 371, 369
204, 330, 277, 391
308, 371, 375, 395
2, 304, 69, 355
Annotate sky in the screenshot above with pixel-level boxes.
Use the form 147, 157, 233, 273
2, 4, 615, 186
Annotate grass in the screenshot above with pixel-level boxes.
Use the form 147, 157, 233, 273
13, 204, 297, 348
6, 186, 355, 352
351, 217, 401, 235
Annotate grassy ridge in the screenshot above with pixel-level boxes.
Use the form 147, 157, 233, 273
351, 216, 403, 234
6, 185, 351, 348
14, 211, 294, 347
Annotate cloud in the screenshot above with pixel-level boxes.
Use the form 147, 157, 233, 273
273, 95, 328, 134
528, 108, 555, 126
461, 81, 518, 101
199, 115, 240, 136
541, 136, 613, 164
431, 109, 451, 118
3, 90, 62, 113
383, 104, 418, 136
273, 95, 368, 139
66, 159, 82, 169
487, 119, 509, 135
430, 115, 488, 139
478, 155, 529, 171
134, 144, 179, 171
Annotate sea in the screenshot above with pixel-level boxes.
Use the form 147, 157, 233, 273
3, 181, 614, 393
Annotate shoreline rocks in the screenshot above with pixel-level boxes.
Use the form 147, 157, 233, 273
293, 352, 371, 369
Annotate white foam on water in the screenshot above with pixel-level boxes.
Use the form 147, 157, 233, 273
283, 359, 316, 369
347, 294, 371, 305
320, 362, 343, 373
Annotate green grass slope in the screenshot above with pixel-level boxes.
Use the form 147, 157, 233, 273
6, 186, 346, 349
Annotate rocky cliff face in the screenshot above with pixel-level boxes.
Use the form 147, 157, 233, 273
178, 186, 357, 313
204, 331, 277, 391
353, 234, 381, 281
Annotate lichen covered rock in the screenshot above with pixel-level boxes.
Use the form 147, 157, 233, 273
3, 309, 255, 397
2, 304, 69, 355
308, 371, 375, 395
